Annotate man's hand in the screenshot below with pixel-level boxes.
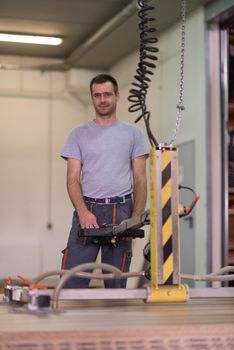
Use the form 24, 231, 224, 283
78, 209, 99, 229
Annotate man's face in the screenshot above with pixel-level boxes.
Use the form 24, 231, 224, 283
91, 82, 119, 118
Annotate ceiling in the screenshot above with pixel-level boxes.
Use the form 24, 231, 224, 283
0, 0, 216, 70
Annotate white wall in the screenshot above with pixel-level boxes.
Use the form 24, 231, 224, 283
0, 63, 96, 279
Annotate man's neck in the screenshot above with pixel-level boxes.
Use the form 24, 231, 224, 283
95, 114, 117, 126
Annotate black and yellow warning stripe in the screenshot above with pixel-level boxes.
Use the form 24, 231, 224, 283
148, 146, 187, 302
161, 150, 173, 285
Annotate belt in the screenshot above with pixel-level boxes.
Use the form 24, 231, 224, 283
83, 194, 132, 204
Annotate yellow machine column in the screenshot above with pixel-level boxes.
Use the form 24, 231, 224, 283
147, 145, 188, 302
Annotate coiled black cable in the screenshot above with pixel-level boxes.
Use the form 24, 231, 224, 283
128, 0, 159, 146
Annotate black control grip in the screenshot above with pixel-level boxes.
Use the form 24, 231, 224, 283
79, 227, 144, 239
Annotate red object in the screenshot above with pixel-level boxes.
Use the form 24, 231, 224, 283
17, 275, 29, 285
29, 284, 48, 290
6, 277, 12, 285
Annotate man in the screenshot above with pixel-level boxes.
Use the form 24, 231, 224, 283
61, 74, 149, 288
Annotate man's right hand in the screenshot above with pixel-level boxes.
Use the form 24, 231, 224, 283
78, 209, 99, 229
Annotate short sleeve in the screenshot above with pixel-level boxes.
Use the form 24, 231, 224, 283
60, 128, 82, 161
131, 126, 150, 159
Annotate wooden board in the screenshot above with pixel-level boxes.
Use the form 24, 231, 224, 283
0, 297, 234, 349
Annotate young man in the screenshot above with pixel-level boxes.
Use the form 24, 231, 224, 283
61, 74, 149, 288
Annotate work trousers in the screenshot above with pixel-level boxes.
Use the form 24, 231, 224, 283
61, 199, 133, 288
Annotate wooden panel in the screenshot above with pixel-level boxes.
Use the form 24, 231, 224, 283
0, 297, 234, 349
0, 326, 234, 350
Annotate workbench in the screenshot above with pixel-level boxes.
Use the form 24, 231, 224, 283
0, 296, 234, 349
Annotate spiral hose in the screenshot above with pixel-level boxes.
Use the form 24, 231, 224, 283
128, 0, 159, 146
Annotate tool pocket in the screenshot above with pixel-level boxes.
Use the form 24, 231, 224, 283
121, 249, 132, 272
61, 247, 69, 269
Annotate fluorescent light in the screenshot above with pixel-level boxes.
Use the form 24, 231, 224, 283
0, 33, 63, 46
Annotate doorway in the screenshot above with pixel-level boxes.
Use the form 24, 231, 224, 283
225, 21, 234, 285
208, 5, 234, 285
178, 141, 196, 288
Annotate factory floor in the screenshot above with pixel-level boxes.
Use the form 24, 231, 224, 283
0, 295, 234, 349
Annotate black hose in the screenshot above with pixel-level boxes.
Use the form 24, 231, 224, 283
128, 0, 159, 146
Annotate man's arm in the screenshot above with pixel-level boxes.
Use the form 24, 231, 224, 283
131, 155, 148, 218
66, 158, 99, 228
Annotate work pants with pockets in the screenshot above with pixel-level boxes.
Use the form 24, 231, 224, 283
61, 199, 133, 288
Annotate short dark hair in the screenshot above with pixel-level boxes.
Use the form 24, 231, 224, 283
90, 74, 119, 95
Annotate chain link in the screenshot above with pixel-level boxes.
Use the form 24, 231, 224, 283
169, 0, 186, 145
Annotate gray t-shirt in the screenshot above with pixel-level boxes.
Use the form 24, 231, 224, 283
61, 120, 150, 198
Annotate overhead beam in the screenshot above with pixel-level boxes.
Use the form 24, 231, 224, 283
66, 0, 140, 67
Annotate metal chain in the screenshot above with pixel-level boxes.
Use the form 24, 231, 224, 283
169, 0, 186, 145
